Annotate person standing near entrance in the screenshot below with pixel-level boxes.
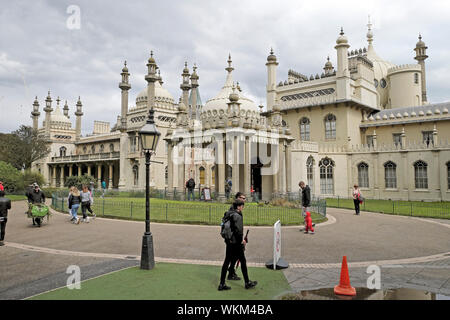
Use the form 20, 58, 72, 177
101, 180, 106, 198
0, 190, 11, 246
352, 184, 361, 215
186, 177, 196, 201
299, 181, 311, 217
218, 199, 257, 291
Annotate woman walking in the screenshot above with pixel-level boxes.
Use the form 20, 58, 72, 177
80, 185, 94, 223
68, 187, 82, 224
352, 184, 361, 215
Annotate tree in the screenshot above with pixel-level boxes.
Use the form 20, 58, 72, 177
65, 175, 97, 190
0, 125, 50, 170
0, 161, 23, 192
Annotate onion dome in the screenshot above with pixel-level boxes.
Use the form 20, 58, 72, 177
267, 48, 277, 62
416, 34, 426, 49
229, 85, 239, 102
122, 61, 129, 73
336, 27, 348, 45
148, 50, 155, 64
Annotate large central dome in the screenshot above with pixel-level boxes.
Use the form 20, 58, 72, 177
203, 55, 259, 113
135, 81, 175, 107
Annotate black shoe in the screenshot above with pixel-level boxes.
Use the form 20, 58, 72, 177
312, 223, 316, 227
0, 241, 4, 246
218, 283, 231, 291
245, 280, 258, 289
228, 273, 241, 281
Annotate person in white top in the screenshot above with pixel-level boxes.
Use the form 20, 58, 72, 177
352, 184, 361, 215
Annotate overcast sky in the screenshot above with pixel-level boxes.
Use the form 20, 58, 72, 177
1, 0, 449, 135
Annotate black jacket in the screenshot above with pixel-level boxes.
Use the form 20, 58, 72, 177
0, 196, 11, 218
186, 178, 195, 190
301, 185, 311, 207
68, 194, 81, 209
27, 189, 46, 204
224, 209, 243, 245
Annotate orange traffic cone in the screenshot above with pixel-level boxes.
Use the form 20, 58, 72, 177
334, 256, 356, 296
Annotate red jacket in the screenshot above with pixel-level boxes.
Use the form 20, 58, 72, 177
305, 211, 314, 232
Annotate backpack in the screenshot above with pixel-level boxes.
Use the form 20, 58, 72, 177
220, 211, 234, 241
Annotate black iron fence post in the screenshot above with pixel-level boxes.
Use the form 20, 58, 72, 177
102, 198, 105, 216
165, 203, 168, 221
209, 205, 211, 223
131, 202, 133, 218
410, 202, 413, 216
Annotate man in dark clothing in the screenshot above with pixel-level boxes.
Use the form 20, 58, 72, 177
0, 190, 11, 246
218, 199, 257, 291
299, 181, 314, 231
186, 178, 196, 201
27, 184, 46, 226
226, 192, 246, 281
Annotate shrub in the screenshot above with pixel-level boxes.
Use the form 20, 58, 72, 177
64, 175, 97, 190
0, 161, 23, 192
22, 170, 45, 188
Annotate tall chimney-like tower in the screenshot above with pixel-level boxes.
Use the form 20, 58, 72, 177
119, 61, 131, 131
75, 96, 83, 140
414, 34, 428, 104
145, 51, 158, 112
43, 91, 53, 139
31, 96, 40, 131
266, 48, 278, 112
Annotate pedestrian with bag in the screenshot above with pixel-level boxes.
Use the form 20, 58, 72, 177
186, 177, 196, 201
68, 187, 82, 224
352, 184, 362, 215
299, 181, 314, 231
27, 184, 46, 226
218, 199, 257, 291
80, 185, 95, 223
0, 190, 11, 246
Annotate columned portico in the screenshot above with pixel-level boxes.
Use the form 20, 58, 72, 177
108, 163, 113, 189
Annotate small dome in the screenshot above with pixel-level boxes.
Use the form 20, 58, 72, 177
136, 81, 175, 106
416, 34, 426, 48
336, 28, 348, 45
229, 87, 239, 103
267, 48, 277, 62
122, 61, 128, 73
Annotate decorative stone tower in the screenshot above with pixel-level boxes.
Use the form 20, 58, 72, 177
266, 48, 278, 112
145, 51, 158, 112
63, 100, 70, 118
323, 56, 334, 75
335, 28, 351, 100
190, 64, 199, 119
180, 62, 191, 108
43, 91, 53, 139
75, 96, 83, 141
119, 61, 131, 130
414, 34, 428, 103
31, 96, 40, 131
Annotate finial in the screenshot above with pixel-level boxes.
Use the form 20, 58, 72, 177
193, 63, 197, 71
124, 60, 127, 66
185, 61, 187, 67
419, 33, 422, 40
225, 55, 234, 73
327, 56, 330, 61
270, 47, 274, 55
150, 50, 153, 58
340, 27, 344, 35
57, 96, 60, 104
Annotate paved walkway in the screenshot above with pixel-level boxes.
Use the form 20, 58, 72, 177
1, 200, 449, 299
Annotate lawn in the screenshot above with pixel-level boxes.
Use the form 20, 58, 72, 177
29, 263, 291, 300
6, 195, 27, 201
326, 197, 450, 219
52, 197, 327, 226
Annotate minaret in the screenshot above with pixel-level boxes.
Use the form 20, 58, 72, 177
190, 64, 199, 119
31, 96, 40, 131
119, 60, 131, 130
266, 48, 278, 112
43, 91, 53, 139
323, 56, 334, 75
414, 34, 428, 103
75, 96, 83, 140
63, 100, 70, 118
145, 51, 158, 112
180, 62, 191, 107
335, 27, 351, 100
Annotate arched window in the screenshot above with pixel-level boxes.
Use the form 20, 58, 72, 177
91, 145, 96, 154
109, 143, 114, 152
300, 117, 310, 141
59, 146, 67, 157
324, 114, 336, 139
384, 161, 397, 189
319, 157, 335, 194
414, 73, 419, 84
414, 160, 428, 189
306, 156, 314, 191
199, 167, 205, 185
165, 166, 168, 186
133, 165, 139, 186
357, 162, 369, 188
83, 146, 87, 154
100, 144, 104, 153
211, 166, 216, 186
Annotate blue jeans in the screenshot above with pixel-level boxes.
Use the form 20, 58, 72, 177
187, 189, 195, 201
71, 204, 80, 219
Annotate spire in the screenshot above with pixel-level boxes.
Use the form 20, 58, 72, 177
367, 15, 374, 47
225, 53, 234, 73
63, 100, 70, 118
267, 47, 277, 63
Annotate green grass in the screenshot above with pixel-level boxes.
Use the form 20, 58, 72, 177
326, 198, 450, 219
52, 197, 327, 226
29, 263, 291, 300
6, 195, 27, 201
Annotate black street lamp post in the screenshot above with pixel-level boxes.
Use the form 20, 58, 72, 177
139, 107, 161, 270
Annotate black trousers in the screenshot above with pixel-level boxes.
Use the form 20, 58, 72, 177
0, 219, 6, 241
354, 199, 360, 214
220, 243, 249, 284
81, 202, 93, 219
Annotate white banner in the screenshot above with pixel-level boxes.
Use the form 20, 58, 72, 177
273, 220, 281, 270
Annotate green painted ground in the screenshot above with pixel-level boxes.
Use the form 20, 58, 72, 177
5, 195, 27, 201
30, 263, 291, 300
53, 197, 327, 226
326, 198, 450, 219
